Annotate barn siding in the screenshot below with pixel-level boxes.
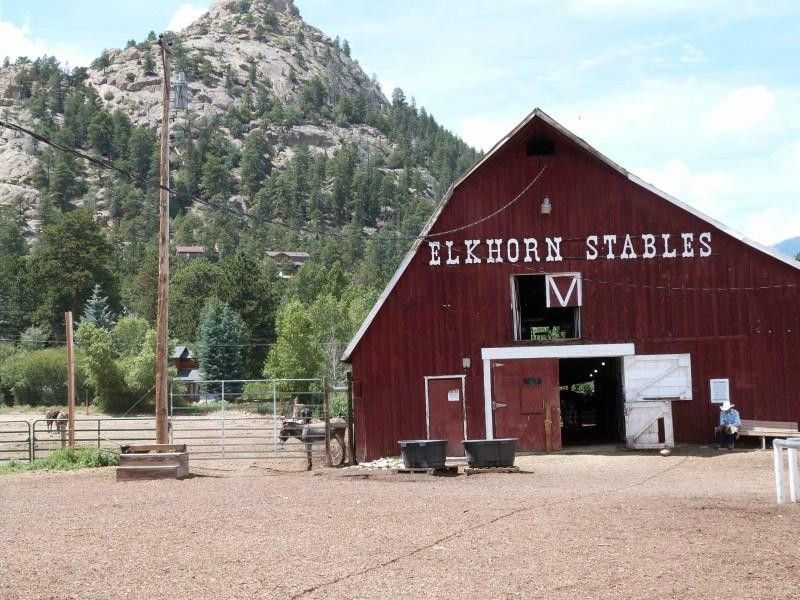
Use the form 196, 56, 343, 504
349, 115, 800, 461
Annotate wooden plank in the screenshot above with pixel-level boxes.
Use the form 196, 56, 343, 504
123, 444, 186, 453
394, 466, 458, 476
119, 453, 188, 467
464, 466, 521, 475
116, 465, 182, 481
740, 430, 800, 436
741, 420, 798, 430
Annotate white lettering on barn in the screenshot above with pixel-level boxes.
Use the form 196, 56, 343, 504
426, 233, 713, 266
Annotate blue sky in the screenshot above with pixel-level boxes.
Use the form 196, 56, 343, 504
1, 0, 799, 246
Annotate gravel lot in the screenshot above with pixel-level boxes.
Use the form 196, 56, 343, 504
1, 447, 799, 599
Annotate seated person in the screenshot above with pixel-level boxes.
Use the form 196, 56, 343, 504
716, 400, 741, 450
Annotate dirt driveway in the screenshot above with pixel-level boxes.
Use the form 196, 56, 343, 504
1, 447, 798, 599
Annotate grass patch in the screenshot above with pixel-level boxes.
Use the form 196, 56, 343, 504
0, 447, 119, 475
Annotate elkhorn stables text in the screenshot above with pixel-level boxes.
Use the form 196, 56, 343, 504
427, 233, 712, 265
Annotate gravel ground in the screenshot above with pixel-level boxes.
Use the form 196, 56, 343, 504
1, 446, 799, 600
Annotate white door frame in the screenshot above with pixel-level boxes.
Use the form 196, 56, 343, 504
481, 343, 636, 440
424, 375, 467, 441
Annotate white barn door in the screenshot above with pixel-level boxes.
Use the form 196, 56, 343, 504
622, 354, 692, 449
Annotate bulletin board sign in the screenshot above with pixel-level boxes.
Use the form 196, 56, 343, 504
709, 379, 730, 404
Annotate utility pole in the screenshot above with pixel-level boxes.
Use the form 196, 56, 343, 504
65, 311, 75, 447
154, 36, 171, 444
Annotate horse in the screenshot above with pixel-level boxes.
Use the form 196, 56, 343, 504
46, 410, 68, 433
279, 415, 347, 470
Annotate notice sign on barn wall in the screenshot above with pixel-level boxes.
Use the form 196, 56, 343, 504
427, 232, 713, 266
710, 379, 730, 404
448, 389, 460, 402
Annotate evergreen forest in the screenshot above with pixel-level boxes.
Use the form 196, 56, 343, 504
0, 45, 480, 410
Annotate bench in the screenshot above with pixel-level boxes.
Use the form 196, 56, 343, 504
738, 420, 800, 450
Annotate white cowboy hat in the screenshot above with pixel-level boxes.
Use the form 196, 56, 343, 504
720, 401, 734, 411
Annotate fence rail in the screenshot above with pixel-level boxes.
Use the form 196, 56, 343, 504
0, 421, 32, 463
31, 417, 156, 460
0, 377, 355, 464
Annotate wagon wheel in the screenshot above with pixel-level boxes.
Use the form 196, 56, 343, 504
329, 433, 346, 466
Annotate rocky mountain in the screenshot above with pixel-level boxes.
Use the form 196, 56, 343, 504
0, 0, 477, 238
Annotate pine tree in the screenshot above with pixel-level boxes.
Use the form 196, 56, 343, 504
197, 299, 244, 392
88, 110, 114, 156
240, 130, 272, 199
142, 53, 156, 76
81, 284, 116, 329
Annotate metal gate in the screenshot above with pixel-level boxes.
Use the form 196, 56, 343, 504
168, 378, 333, 460
0, 421, 32, 463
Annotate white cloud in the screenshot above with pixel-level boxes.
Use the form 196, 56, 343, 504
703, 85, 775, 134
0, 21, 93, 67
635, 159, 730, 218
744, 207, 800, 246
460, 115, 519, 152
166, 4, 208, 32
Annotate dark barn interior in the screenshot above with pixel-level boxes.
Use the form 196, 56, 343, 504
559, 358, 623, 445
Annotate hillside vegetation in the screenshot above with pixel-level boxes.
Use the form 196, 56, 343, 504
0, 0, 480, 408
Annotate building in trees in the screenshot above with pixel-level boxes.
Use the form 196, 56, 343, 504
265, 250, 310, 278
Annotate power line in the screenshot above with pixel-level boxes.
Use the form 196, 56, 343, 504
439, 244, 800, 292
0, 119, 549, 242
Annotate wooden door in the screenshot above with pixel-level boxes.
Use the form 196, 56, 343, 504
426, 377, 466, 456
492, 359, 560, 451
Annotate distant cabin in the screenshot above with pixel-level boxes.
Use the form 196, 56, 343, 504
175, 243, 223, 259
171, 345, 200, 401
175, 245, 206, 259
266, 250, 310, 278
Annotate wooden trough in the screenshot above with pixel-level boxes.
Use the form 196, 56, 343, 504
116, 444, 189, 481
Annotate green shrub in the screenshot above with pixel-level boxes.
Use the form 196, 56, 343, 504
329, 391, 348, 418
0, 347, 91, 406
0, 447, 119, 474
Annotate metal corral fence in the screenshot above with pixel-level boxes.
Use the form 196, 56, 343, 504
168, 378, 327, 460
0, 421, 32, 462
30, 417, 156, 460
0, 378, 353, 463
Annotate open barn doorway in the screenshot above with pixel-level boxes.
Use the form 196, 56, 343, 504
559, 357, 623, 446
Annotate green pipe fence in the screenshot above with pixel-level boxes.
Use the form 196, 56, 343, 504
0, 421, 32, 463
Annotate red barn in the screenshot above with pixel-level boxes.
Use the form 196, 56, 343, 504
343, 109, 800, 461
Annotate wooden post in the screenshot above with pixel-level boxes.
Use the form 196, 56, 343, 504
154, 36, 171, 445
65, 311, 75, 447
346, 371, 356, 465
323, 377, 331, 467
544, 390, 553, 452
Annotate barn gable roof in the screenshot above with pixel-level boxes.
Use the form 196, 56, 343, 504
342, 107, 799, 362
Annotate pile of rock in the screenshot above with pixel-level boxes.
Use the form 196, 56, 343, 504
346, 457, 405, 470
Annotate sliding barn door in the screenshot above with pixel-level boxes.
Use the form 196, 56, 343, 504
622, 354, 692, 448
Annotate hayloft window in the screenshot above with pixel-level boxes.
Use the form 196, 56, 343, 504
526, 133, 555, 156
512, 274, 581, 340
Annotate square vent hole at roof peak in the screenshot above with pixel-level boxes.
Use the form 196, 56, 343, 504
526, 134, 555, 156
